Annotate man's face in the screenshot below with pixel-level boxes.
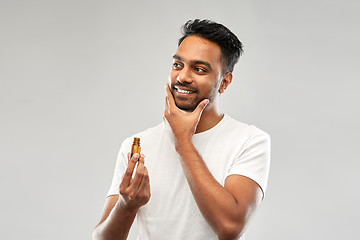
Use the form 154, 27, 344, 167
169, 35, 223, 112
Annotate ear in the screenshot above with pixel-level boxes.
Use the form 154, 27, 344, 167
218, 72, 233, 94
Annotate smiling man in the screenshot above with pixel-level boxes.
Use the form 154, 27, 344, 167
93, 19, 271, 240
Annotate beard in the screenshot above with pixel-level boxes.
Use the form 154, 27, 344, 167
170, 81, 218, 112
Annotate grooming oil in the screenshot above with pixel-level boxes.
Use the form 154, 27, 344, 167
130, 137, 141, 159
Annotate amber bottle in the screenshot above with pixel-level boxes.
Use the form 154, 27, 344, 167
130, 137, 141, 159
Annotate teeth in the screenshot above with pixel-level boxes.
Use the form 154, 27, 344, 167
177, 89, 193, 94
174, 86, 194, 94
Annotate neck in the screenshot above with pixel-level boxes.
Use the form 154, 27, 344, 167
195, 102, 223, 134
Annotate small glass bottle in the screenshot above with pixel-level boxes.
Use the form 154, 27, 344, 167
130, 137, 141, 159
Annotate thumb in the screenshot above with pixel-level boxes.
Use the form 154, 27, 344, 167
195, 99, 209, 114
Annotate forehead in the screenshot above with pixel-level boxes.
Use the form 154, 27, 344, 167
175, 35, 222, 67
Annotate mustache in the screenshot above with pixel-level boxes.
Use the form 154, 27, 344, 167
171, 82, 198, 92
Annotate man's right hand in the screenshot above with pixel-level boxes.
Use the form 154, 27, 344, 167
92, 153, 150, 240
119, 153, 151, 212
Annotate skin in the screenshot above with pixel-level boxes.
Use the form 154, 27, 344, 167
93, 35, 263, 240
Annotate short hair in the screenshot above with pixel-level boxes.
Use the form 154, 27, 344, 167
178, 19, 243, 74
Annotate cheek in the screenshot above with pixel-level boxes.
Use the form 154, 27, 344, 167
167, 75, 172, 84
169, 71, 177, 83
199, 77, 218, 91
168, 73, 176, 85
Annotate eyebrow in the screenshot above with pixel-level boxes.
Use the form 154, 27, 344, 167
173, 55, 213, 70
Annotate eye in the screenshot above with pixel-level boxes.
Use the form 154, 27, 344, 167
172, 62, 183, 70
194, 67, 207, 73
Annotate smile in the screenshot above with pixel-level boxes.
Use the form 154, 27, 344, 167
177, 89, 193, 94
174, 86, 196, 94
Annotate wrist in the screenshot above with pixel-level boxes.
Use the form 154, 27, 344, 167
117, 195, 139, 216
175, 137, 195, 154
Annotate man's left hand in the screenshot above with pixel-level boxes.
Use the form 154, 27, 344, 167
164, 84, 209, 143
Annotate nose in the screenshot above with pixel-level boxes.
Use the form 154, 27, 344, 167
177, 67, 193, 84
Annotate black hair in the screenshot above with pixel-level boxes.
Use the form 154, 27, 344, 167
178, 19, 243, 74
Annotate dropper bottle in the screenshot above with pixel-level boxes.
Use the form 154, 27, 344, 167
130, 137, 141, 159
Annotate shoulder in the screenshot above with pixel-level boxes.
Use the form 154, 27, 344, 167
130, 122, 164, 139
222, 114, 270, 142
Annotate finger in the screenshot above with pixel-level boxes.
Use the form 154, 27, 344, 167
120, 153, 139, 188
194, 99, 209, 115
137, 166, 150, 195
164, 96, 169, 117
165, 84, 176, 106
128, 154, 145, 192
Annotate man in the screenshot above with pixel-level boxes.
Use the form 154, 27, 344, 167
93, 19, 271, 240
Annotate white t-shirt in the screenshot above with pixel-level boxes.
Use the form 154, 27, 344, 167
107, 114, 271, 240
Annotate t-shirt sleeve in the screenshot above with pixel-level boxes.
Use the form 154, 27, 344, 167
226, 127, 271, 198
107, 138, 131, 197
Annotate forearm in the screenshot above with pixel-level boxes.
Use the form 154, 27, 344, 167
93, 198, 137, 240
175, 140, 245, 239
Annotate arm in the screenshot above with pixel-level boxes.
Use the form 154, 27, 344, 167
92, 153, 151, 240
164, 85, 263, 240
174, 141, 262, 239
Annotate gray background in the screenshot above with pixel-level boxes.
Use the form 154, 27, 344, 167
1, 0, 359, 239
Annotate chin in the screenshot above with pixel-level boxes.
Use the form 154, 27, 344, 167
174, 101, 197, 112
